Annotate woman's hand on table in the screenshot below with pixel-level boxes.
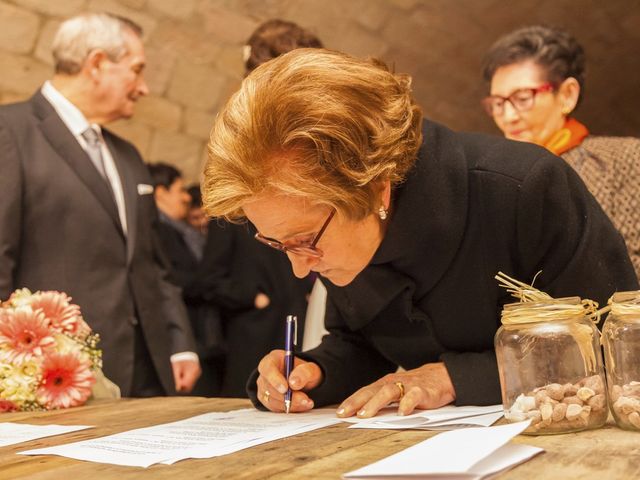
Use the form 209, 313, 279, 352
256, 350, 323, 412
336, 362, 456, 418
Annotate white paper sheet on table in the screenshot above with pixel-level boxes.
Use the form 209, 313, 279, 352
19, 408, 340, 468
345, 404, 504, 430
160, 408, 343, 465
343, 421, 543, 479
0, 423, 92, 447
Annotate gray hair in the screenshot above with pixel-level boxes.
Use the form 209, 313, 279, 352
52, 13, 143, 75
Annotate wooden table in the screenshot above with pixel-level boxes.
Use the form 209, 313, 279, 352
1, 397, 639, 479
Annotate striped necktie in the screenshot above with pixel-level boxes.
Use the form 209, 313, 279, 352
81, 127, 118, 208
81, 127, 109, 180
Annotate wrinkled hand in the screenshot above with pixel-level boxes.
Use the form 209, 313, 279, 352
172, 359, 202, 393
336, 362, 456, 418
256, 350, 323, 413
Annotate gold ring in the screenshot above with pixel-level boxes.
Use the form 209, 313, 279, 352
263, 390, 270, 403
395, 381, 405, 399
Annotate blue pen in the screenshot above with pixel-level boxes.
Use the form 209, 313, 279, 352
284, 315, 297, 414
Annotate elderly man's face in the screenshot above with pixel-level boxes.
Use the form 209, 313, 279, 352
96, 30, 148, 122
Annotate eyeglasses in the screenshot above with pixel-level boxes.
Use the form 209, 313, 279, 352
254, 209, 335, 258
482, 83, 555, 117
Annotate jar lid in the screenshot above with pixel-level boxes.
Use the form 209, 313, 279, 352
611, 290, 640, 304
610, 290, 640, 316
496, 272, 601, 325
503, 296, 582, 311
501, 296, 586, 325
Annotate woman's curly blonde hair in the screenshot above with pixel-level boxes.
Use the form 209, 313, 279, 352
203, 48, 423, 222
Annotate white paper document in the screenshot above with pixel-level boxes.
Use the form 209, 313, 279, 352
345, 404, 504, 430
0, 423, 92, 447
19, 408, 340, 468
343, 421, 543, 479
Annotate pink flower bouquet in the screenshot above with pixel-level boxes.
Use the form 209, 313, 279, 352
0, 289, 102, 411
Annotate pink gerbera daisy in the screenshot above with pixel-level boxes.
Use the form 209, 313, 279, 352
29, 291, 88, 337
36, 353, 95, 409
0, 308, 55, 363
0, 399, 18, 412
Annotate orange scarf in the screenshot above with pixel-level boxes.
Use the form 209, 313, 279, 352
543, 117, 590, 155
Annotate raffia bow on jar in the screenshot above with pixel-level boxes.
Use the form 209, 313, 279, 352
494, 272, 609, 435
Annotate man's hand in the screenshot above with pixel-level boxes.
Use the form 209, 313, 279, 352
171, 359, 201, 393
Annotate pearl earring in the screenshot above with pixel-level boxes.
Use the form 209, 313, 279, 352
378, 205, 388, 220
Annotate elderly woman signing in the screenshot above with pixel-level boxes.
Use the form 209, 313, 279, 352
202, 49, 637, 418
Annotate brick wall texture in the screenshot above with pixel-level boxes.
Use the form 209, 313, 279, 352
1, 0, 638, 182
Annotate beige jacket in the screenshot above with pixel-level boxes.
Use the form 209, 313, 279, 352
563, 136, 640, 279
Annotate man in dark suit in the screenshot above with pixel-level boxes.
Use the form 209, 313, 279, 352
148, 162, 224, 396
0, 13, 200, 396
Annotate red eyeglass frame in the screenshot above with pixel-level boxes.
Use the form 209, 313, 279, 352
254, 209, 336, 258
481, 83, 555, 116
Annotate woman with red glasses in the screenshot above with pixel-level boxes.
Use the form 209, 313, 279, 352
202, 48, 637, 418
483, 24, 640, 278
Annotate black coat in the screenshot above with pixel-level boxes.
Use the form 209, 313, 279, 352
248, 120, 638, 407
155, 220, 225, 359
155, 220, 224, 396
0, 92, 197, 395
155, 220, 201, 287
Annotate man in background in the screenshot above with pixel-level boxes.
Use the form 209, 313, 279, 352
149, 164, 206, 267
0, 13, 200, 396
148, 163, 224, 396
186, 185, 209, 235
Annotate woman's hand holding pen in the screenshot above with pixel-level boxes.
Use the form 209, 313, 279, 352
256, 350, 323, 413
336, 362, 456, 419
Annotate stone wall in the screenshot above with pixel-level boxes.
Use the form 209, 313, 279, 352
1, 0, 638, 182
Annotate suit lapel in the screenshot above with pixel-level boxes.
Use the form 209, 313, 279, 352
32, 92, 125, 238
103, 133, 137, 265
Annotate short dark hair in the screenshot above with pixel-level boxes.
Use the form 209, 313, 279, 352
147, 163, 182, 190
245, 19, 323, 73
187, 184, 202, 208
482, 25, 585, 104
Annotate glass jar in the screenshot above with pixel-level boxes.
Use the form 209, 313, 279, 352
602, 291, 640, 431
495, 297, 608, 435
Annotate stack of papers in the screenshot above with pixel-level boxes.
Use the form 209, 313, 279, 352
343, 421, 542, 479
345, 405, 504, 430
20, 408, 340, 468
0, 423, 92, 447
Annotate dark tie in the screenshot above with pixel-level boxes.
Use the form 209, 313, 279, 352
81, 127, 109, 179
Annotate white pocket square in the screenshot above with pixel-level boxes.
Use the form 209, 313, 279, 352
137, 183, 154, 195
